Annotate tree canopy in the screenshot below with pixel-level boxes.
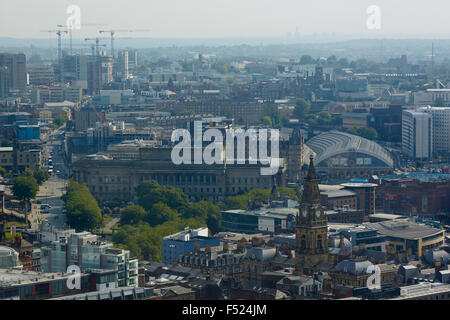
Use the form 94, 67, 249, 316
144, 202, 179, 227
53, 114, 68, 128
293, 98, 311, 122
136, 180, 189, 212
12, 175, 39, 201
347, 127, 379, 140
113, 217, 205, 262
64, 181, 103, 231
114, 180, 226, 260
34, 168, 49, 185
119, 205, 146, 226
299, 55, 316, 65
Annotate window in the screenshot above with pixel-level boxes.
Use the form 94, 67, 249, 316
301, 235, 306, 249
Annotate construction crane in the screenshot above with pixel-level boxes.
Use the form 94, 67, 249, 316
98, 29, 150, 59
57, 23, 107, 55
41, 28, 68, 83
84, 38, 107, 56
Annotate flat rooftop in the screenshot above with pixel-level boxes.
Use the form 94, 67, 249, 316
364, 220, 444, 240
321, 189, 357, 198
370, 213, 408, 220
0, 269, 87, 288
222, 208, 297, 218
391, 283, 450, 300
340, 182, 378, 188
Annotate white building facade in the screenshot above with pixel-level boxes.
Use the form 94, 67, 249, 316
402, 110, 433, 159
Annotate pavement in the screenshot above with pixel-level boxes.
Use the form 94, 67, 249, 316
103, 217, 120, 233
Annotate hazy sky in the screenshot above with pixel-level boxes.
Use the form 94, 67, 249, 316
1, 0, 450, 39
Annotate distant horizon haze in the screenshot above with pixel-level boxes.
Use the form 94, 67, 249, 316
1, 0, 449, 39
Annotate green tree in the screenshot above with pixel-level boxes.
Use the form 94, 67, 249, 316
120, 205, 146, 225
300, 55, 315, 65
223, 189, 271, 210
12, 174, 39, 229
263, 104, 281, 127
53, 114, 68, 128
262, 116, 273, 127
183, 201, 222, 234
326, 55, 337, 65
0, 167, 6, 177
136, 180, 160, 200
347, 127, 379, 140
337, 58, 349, 68
137, 181, 189, 212
317, 111, 332, 125
23, 168, 34, 177
293, 98, 311, 122
278, 187, 300, 202
12, 175, 39, 201
113, 218, 205, 261
280, 114, 289, 127
34, 168, 49, 185
295, 186, 303, 203
223, 195, 249, 210
143, 202, 178, 227
64, 181, 103, 231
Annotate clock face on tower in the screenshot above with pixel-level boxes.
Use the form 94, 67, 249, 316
316, 209, 321, 218
302, 209, 307, 218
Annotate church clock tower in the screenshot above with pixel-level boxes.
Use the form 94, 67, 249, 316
295, 155, 329, 274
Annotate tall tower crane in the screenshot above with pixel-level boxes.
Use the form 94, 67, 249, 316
41, 27, 68, 83
57, 23, 107, 55
84, 38, 107, 56
98, 29, 150, 59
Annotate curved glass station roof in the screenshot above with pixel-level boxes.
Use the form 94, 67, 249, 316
305, 130, 393, 168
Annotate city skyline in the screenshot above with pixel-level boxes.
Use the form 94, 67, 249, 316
1, 0, 450, 39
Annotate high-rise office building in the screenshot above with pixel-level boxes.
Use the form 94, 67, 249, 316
117, 50, 129, 80
127, 50, 138, 71
0, 53, 27, 96
402, 109, 433, 159
419, 106, 450, 153
0, 66, 9, 99
27, 64, 54, 86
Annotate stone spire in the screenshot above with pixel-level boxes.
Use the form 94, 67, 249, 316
306, 154, 317, 180
301, 155, 320, 205
270, 175, 281, 201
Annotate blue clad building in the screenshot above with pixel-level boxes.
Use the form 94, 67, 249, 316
16, 124, 40, 140
162, 227, 220, 265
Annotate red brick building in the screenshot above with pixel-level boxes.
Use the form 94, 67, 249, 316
376, 178, 450, 222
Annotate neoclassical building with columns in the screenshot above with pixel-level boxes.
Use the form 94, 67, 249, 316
72, 147, 285, 203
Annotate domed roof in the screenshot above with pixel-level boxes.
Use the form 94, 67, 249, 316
335, 259, 373, 275
329, 236, 352, 250
244, 247, 276, 261
0, 246, 16, 257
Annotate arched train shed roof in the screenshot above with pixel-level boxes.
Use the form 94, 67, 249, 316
305, 130, 393, 167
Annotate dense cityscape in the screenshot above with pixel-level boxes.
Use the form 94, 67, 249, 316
0, 1, 449, 307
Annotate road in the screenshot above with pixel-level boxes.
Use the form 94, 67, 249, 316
103, 217, 120, 233
36, 128, 70, 230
